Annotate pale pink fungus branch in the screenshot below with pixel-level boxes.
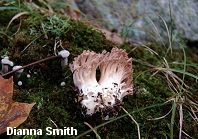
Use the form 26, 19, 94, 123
69, 48, 133, 120
70, 50, 103, 92
99, 48, 133, 100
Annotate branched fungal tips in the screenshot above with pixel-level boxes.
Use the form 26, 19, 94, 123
69, 48, 133, 120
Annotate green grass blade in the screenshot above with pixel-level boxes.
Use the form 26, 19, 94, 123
172, 62, 198, 69
0, 6, 22, 10
161, 68, 198, 80
180, 43, 187, 88
170, 98, 177, 139
22, 35, 42, 52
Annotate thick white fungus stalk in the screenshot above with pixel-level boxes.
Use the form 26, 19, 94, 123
70, 48, 133, 119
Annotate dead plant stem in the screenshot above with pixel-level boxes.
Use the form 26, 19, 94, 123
2, 55, 62, 77
122, 107, 141, 139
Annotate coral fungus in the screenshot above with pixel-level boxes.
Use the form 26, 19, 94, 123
70, 48, 133, 120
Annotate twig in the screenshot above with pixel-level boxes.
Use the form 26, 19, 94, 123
2, 55, 62, 77
122, 107, 141, 139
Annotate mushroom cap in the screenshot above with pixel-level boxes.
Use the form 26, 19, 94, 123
17, 81, 22, 86
27, 74, 31, 78
58, 50, 70, 58
1, 57, 13, 66
60, 82, 66, 86
12, 65, 24, 73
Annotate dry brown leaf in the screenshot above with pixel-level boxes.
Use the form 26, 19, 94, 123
0, 76, 36, 134
67, 6, 81, 21
96, 27, 125, 44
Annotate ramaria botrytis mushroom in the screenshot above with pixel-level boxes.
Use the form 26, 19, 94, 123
70, 48, 133, 120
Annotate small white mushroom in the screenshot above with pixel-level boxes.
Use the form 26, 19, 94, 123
58, 50, 70, 68
60, 81, 66, 86
27, 74, 31, 78
12, 65, 24, 79
1, 57, 13, 74
18, 81, 22, 86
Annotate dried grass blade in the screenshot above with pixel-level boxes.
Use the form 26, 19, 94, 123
6, 11, 29, 31
179, 104, 183, 139
157, 14, 172, 54
147, 107, 172, 121
122, 107, 141, 139
84, 122, 101, 139
146, 17, 166, 48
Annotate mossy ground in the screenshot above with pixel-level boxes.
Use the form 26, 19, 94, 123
0, 1, 198, 139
